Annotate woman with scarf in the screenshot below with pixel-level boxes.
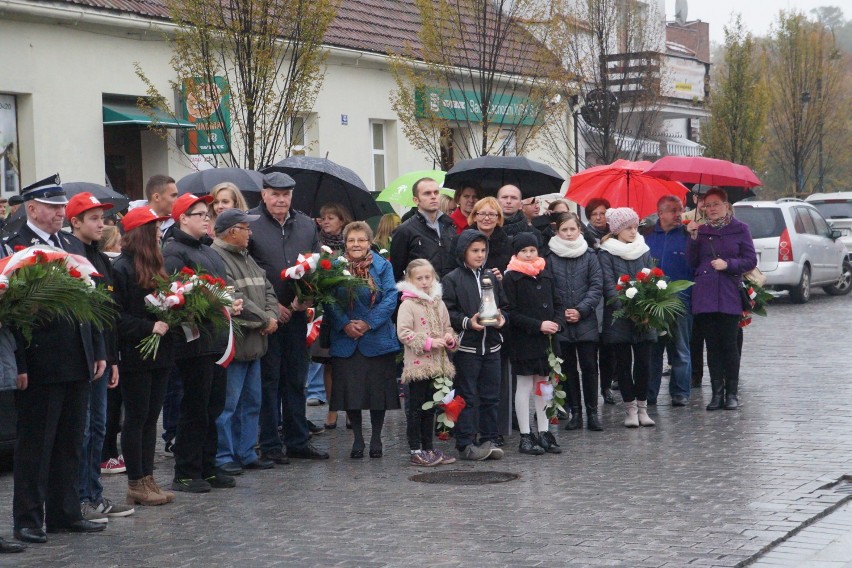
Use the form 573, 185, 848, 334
686, 188, 756, 411
598, 207, 657, 428
326, 221, 400, 459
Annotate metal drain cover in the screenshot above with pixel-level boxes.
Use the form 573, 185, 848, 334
409, 471, 519, 485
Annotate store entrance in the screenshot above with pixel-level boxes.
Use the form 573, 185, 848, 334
104, 125, 144, 200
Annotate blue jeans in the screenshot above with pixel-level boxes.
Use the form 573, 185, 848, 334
648, 311, 693, 401
161, 366, 183, 443
259, 315, 309, 453
78, 368, 108, 504
216, 359, 262, 466
305, 362, 326, 402
453, 351, 501, 449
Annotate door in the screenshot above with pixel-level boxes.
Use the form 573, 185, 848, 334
808, 208, 844, 283
104, 125, 144, 200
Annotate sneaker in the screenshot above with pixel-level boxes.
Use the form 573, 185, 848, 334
164, 440, 175, 454
410, 451, 441, 467
94, 497, 135, 518
100, 457, 126, 475
172, 478, 212, 493
306, 398, 324, 406
481, 441, 504, 460
429, 449, 456, 465
204, 473, 236, 489
80, 502, 109, 524
458, 443, 492, 461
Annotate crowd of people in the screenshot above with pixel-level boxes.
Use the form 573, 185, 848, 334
0, 172, 757, 553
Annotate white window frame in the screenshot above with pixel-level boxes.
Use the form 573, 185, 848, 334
370, 120, 387, 191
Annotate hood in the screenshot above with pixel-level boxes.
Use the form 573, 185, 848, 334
453, 229, 489, 267
396, 279, 443, 302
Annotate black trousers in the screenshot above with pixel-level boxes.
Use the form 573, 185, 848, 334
120, 367, 171, 481
406, 380, 436, 451
101, 385, 123, 461
561, 341, 599, 411
173, 356, 226, 480
598, 342, 618, 393
612, 341, 653, 403
13, 380, 89, 530
695, 313, 742, 394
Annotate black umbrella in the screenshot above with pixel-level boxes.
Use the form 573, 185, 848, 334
691, 183, 756, 204
262, 156, 380, 220
177, 168, 264, 196
443, 155, 565, 197
63, 182, 131, 213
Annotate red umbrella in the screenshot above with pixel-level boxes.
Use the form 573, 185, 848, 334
565, 159, 688, 218
644, 156, 762, 188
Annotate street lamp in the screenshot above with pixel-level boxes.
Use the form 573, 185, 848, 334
570, 94, 584, 174
816, 78, 824, 193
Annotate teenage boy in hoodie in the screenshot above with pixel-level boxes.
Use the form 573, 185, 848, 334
442, 230, 508, 461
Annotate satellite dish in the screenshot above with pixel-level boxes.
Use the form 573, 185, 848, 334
675, 0, 688, 25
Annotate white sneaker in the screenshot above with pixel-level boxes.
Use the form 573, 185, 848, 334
81, 502, 109, 523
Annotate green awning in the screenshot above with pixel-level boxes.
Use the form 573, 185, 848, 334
103, 101, 195, 129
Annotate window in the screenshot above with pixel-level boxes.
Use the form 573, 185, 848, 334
370, 121, 386, 191
289, 116, 305, 152
0, 94, 20, 197
794, 207, 816, 235
808, 208, 832, 238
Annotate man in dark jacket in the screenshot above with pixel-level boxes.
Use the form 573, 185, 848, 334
389, 177, 456, 281
248, 172, 327, 462
3, 175, 107, 544
498, 184, 542, 244
644, 195, 693, 407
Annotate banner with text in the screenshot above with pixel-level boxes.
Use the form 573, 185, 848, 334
183, 76, 231, 155
415, 88, 538, 126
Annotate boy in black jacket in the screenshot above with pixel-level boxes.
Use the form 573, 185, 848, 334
442, 230, 507, 461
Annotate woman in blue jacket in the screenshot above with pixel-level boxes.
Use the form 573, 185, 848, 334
327, 221, 400, 459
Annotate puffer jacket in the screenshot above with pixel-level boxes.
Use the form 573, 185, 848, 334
442, 229, 508, 356
389, 210, 456, 281
598, 247, 657, 344
396, 280, 457, 383
211, 238, 279, 361
547, 249, 603, 343
502, 264, 563, 365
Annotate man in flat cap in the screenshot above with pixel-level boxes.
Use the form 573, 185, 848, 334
248, 171, 328, 462
3, 174, 107, 544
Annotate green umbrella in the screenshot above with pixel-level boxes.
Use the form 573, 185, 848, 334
375, 170, 454, 207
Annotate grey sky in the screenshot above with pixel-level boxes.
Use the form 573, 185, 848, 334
664, 0, 844, 45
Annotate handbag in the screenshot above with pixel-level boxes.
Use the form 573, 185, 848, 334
743, 267, 766, 287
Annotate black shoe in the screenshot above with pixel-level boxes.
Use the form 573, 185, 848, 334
261, 449, 290, 465
287, 444, 329, 460
537, 431, 562, 454
243, 457, 275, 470
47, 520, 106, 534
307, 420, 325, 435
216, 461, 243, 476
518, 433, 545, 455
565, 408, 582, 431
587, 412, 604, 431
350, 448, 364, 459
164, 440, 174, 454
671, 395, 688, 407
13, 528, 46, 544
556, 409, 569, 420
172, 478, 212, 493
204, 473, 236, 489
706, 395, 724, 411
323, 422, 337, 430
493, 435, 505, 447
724, 395, 739, 410
602, 389, 616, 405
0, 537, 26, 552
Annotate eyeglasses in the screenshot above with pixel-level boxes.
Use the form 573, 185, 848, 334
185, 211, 211, 219
231, 225, 251, 232
346, 238, 369, 244
475, 212, 498, 219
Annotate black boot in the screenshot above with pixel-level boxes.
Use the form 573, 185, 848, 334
518, 433, 545, 455
586, 408, 603, 431
706, 377, 724, 411
724, 377, 739, 409
537, 431, 562, 454
602, 389, 616, 404
565, 406, 582, 430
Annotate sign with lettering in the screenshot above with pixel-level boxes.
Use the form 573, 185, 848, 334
182, 76, 231, 154
662, 56, 706, 101
415, 88, 539, 126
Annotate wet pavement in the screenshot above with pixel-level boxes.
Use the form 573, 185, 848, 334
1, 290, 851, 567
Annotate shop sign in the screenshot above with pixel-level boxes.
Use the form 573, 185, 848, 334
415, 87, 538, 126
183, 76, 231, 154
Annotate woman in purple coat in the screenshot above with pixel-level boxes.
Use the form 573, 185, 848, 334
686, 188, 756, 411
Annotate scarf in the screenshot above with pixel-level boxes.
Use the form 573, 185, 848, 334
507, 255, 546, 277
548, 235, 588, 258
599, 234, 650, 260
320, 230, 345, 253
585, 223, 608, 245
708, 213, 732, 230
345, 251, 377, 308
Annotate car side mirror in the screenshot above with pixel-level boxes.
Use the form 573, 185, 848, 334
830, 229, 842, 240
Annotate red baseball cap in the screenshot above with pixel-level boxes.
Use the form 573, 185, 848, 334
122, 206, 169, 232
66, 192, 114, 220
172, 193, 213, 221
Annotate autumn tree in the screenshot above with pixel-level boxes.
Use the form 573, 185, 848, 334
702, 15, 768, 171
389, 0, 562, 170
136, 0, 338, 170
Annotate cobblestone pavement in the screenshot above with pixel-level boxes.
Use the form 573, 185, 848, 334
1, 291, 851, 567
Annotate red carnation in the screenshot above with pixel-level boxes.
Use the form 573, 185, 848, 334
441, 395, 467, 423
619, 274, 630, 283
180, 267, 195, 277
615, 284, 623, 292
69, 268, 82, 278
682, 219, 692, 225
651, 267, 664, 277
13, 245, 25, 252
635, 271, 648, 281
34, 251, 48, 264
437, 432, 450, 441
320, 259, 332, 270
215, 278, 226, 287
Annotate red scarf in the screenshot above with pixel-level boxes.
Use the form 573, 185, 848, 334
507, 256, 546, 277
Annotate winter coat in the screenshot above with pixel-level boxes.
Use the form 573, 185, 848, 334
547, 250, 603, 343
389, 210, 456, 281
686, 218, 757, 316
395, 280, 457, 383
111, 253, 175, 371
442, 230, 508, 356
644, 222, 693, 307
211, 238, 279, 361
598, 248, 657, 344
326, 254, 399, 359
502, 210, 542, 245
465, 225, 512, 273
502, 265, 564, 365
247, 202, 319, 305
162, 228, 230, 359
450, 208, 469, 234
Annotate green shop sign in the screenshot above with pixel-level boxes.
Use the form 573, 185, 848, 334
415, 88, 538, 126
182, 76, 231, 155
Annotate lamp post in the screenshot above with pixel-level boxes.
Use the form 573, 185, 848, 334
816, 78, 824, 192
570, 94, 583, 174
799, 91, 811, 194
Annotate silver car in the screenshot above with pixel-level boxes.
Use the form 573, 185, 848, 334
805, 192, 852, 257
733, 199, 851, 303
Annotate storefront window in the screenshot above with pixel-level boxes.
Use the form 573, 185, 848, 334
0, 94, 20, 197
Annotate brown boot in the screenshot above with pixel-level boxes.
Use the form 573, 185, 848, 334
145, 475, 175, 504
127, 478, 167, 506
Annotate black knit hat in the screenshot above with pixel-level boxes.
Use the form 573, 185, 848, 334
511, 232, 538, 254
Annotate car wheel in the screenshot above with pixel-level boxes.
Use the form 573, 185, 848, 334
789, 264, 811, 304
824, 259, 852, 296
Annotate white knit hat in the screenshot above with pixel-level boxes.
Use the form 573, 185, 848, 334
605, 207, 639, 235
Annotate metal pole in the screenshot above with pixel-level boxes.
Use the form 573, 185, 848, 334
817, 79, 824, 192
573, 110, 579, 174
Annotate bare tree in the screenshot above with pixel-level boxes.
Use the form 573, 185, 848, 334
136, 0, 338, 170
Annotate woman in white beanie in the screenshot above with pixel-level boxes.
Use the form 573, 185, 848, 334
597, 207, 657, 428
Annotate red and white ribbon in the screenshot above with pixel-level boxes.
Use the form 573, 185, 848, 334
306, 315, 323, 347
215, 307, 235, 368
